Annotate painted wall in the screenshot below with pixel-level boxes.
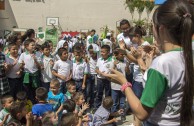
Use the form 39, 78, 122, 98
7, 0, 152, 35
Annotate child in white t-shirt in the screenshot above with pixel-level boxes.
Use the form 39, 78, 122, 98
6, 43, 23, 99
72, 46, 89, 92
52, 47, 72, 93
41, 43, 54, 92
18, 38, 41, 103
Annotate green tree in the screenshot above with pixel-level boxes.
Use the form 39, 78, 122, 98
125, 0, 136, 20
134, 0, 145, 20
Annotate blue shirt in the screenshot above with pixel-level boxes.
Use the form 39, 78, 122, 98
47, 91, 65, 111
32, 103, 53, 117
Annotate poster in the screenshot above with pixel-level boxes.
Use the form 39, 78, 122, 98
45, 28, 58, 46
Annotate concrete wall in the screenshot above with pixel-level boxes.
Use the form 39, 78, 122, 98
0, 0, 18, 37
8, 0, 152, 34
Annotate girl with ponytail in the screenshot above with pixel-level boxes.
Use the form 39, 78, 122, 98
102, 0, 194, 125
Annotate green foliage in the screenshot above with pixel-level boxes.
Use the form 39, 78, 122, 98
144, 36, 153, 44
133, 19, 146, 27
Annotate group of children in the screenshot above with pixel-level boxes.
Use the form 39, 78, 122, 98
0, 19, 161, 126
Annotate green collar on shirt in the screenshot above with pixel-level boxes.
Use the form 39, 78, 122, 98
4, 108, 9, 113
101, 55, 112, 62
73, 58, 83, 63
66, 91, 72, 97
168, 47, 182, 52
25, 50, 36, 55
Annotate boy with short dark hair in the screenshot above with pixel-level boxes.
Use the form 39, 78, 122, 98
6, 43, 23, 99
41, 43, 54, 91
52, 47, 72, 93
32, 87, 53, 118
95, 45, 114, 109
0, 95, 13, 126
65, 80, 76, 99
7, 102, 33, 126
72, 46, 89, 92
93, 96, 123, 126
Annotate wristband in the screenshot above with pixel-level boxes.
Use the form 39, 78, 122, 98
120, 82, 132, 92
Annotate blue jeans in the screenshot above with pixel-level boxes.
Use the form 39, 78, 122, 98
143, 121, 158, 126
85, 74, 96, 107
41, 82, 50, 92
74, 79, 83, 92
111, 89, 126, 112
60, 82, 66, 94
94, 78, 111, 108
132, 81, 143, 99
8, 77, 23, 99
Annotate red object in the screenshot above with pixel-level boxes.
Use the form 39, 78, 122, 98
120, 82, 132, 92
61, 31, 80, 37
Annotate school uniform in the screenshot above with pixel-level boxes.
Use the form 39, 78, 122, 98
111, 59, 127, 113
94, 56, 114, 109
141, 48, 184, 126
41, 54, 54, 92
72, 58, 89, 92
86, 56, 98, 107
6, 55, 23, 98
18, 51, 41, 103
52, 59, 72, 93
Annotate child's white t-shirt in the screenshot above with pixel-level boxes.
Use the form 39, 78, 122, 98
18, 52, 41, 73
41, 55, 54, 83
5, 56, 21, 78
52, 59, 72, 82
111, 60, 128, 90
88, 57, 97, 75
72, 58, 89, 80
96, 56, 114, 79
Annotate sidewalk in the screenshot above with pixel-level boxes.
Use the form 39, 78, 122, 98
117, 114, 133, 126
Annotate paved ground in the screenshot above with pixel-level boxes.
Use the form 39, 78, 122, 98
117, 114, 133, 126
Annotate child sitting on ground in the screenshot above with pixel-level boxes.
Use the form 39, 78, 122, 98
47, 79, 65, 118
73, 92, 89, 117
41, 111, 58, 126
16, 91, 33, 113
7, 102, 33, 126
93, 96, 124, 126
32, 87, 53, 118
0, 95, 14, 126
65, 80, 76, 99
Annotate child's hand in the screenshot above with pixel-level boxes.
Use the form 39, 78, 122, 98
26, 112, 33, 121
16, 70, 21, 75
112, 118, 118, 123
82, 115, 90, 122
82, 103, 90, 111
82, 84, 86, 90
21, 61, 25, 68
119, 39, 126, 50
50, 60, 54, 66
66, 76, 71, 81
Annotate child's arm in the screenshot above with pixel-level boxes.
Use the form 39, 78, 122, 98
52, 70, 66, 81
0, 114, 9, 126
110, 109, 124, 117
103, 118, 118, 125
82, 74, 87, 90
26, 112, 33, 126
56, 104, 64, 116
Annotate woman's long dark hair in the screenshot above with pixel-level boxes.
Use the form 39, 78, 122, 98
153, 0, 194, 125
21, 29, 35, 42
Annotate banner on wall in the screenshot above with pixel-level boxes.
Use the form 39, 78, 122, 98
45, 28, 58, 46
155, 0, 166, 4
